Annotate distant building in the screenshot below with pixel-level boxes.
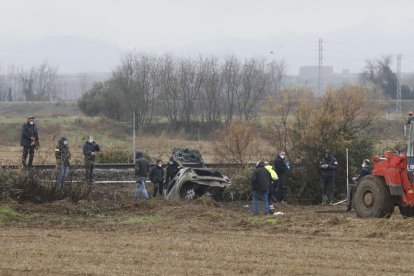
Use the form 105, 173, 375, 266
299, 66, 333, 80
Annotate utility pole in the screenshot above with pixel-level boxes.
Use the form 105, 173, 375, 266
318, 38, 323, 94
133, 112, 137, 164
396, 54, 402, 118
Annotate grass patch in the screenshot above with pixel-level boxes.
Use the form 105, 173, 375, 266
121, 215, 162, 224
247, 215, 278, 225
0, 205, 25, 223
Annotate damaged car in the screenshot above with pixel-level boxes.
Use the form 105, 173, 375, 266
164, 148, 231, 200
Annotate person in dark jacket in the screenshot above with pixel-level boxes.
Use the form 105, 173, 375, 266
347, 159, 372, 211
274, 150, 289, 203
55, 137, 71, 189
251, 161, 272, 215
320, 149, 338, 205
134, 151, 150, 200
149, 159, 164, 197
20, 116, 39, 168
164, 156, 180, 195
82, 136, 101, 187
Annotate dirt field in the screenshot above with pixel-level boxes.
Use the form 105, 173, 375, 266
1, 184, 414, 276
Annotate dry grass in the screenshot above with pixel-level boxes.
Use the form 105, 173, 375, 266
1, 191, 414, 275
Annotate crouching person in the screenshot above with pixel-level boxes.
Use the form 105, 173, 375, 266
149, 159, 164, 197
133, 151, 149, 200
55, 137, 71, 189
251, 161, 271, 215
347, 159, 371, 211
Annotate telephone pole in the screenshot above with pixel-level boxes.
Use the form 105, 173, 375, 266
318, 38, 323, 93
396, 54, 402, 117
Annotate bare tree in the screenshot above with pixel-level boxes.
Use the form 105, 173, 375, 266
221, 56, 240, 124
178, 57, 205, 127
19, 62, 59, 101
236, 58, 268, 121
158, 54, 181, 128
198, 57, 222, 124
266, 59, 287, 98
112, 53, 159, 127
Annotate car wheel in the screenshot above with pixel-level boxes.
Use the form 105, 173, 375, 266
180, 184, 196, 200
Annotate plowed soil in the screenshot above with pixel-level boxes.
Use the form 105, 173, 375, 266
1, 185, 414, 275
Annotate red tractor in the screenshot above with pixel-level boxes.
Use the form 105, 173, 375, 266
353, 122, 414, 218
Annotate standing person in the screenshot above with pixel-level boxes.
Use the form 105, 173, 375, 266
149, 160, 164, 197
55, 137, 71, 189
20, 116, 39, 168
274, 151, 289, 203
320, 149, 338, 205
164, 156, 180, 195
82, 136, 101, 188
264, 161, 278, 213
134, 151, 150, 200
347, 159, 371, 211
251, 161, 272, 215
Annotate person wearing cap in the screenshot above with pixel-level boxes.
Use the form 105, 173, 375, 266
347, 159, 371, 211
82, 136, 101, 188
134, 151, 150, 200
320, 149, 338, 205
20, 116, 39, 168
55, 137, 71, 189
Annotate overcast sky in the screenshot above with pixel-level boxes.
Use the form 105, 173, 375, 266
1, 0, 413, 73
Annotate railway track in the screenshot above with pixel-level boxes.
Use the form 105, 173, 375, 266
1, 162, 253, 170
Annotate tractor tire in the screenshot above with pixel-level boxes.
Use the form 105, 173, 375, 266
398, 205, 414, 218
180, 184, 196, 200
353, 175, 395, 218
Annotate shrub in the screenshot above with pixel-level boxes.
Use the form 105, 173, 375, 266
0, 168, 89, 203
221, 167, 253, 201
96, 150, 133, 163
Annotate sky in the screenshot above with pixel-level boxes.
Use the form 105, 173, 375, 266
1, 0, 413, 73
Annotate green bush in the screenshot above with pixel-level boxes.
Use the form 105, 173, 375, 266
222, 167, 253, 201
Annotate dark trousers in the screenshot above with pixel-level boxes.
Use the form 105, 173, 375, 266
275, 175, 287, 202
321, 175, 335, 196
153, 181, 164, 197
22, 146, 35, 167
85, 159, 95, 186
268, 180, 277, 203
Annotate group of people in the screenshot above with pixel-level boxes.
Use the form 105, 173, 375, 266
20, 116, 101, 188
250, 151, 289, 215
21, 116, 374, 208
133, 152, 180, 200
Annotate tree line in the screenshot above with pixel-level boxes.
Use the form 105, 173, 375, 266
77, 53, 287, 129
0, 62, 59, 101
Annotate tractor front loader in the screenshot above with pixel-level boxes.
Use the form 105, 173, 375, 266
352, 122, 414, 218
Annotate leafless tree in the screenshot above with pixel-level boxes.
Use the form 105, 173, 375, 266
236, 58, 269, 121
198, 57, 222, 124
158, 54, 181, 128
19, 62, 59, 101
178, 57, 205, 127
112, 53, 159, 128
221, 56, 241, 124
266, 59, 287, 98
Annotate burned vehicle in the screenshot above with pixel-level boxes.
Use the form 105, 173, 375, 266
164, 148, 231, 200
